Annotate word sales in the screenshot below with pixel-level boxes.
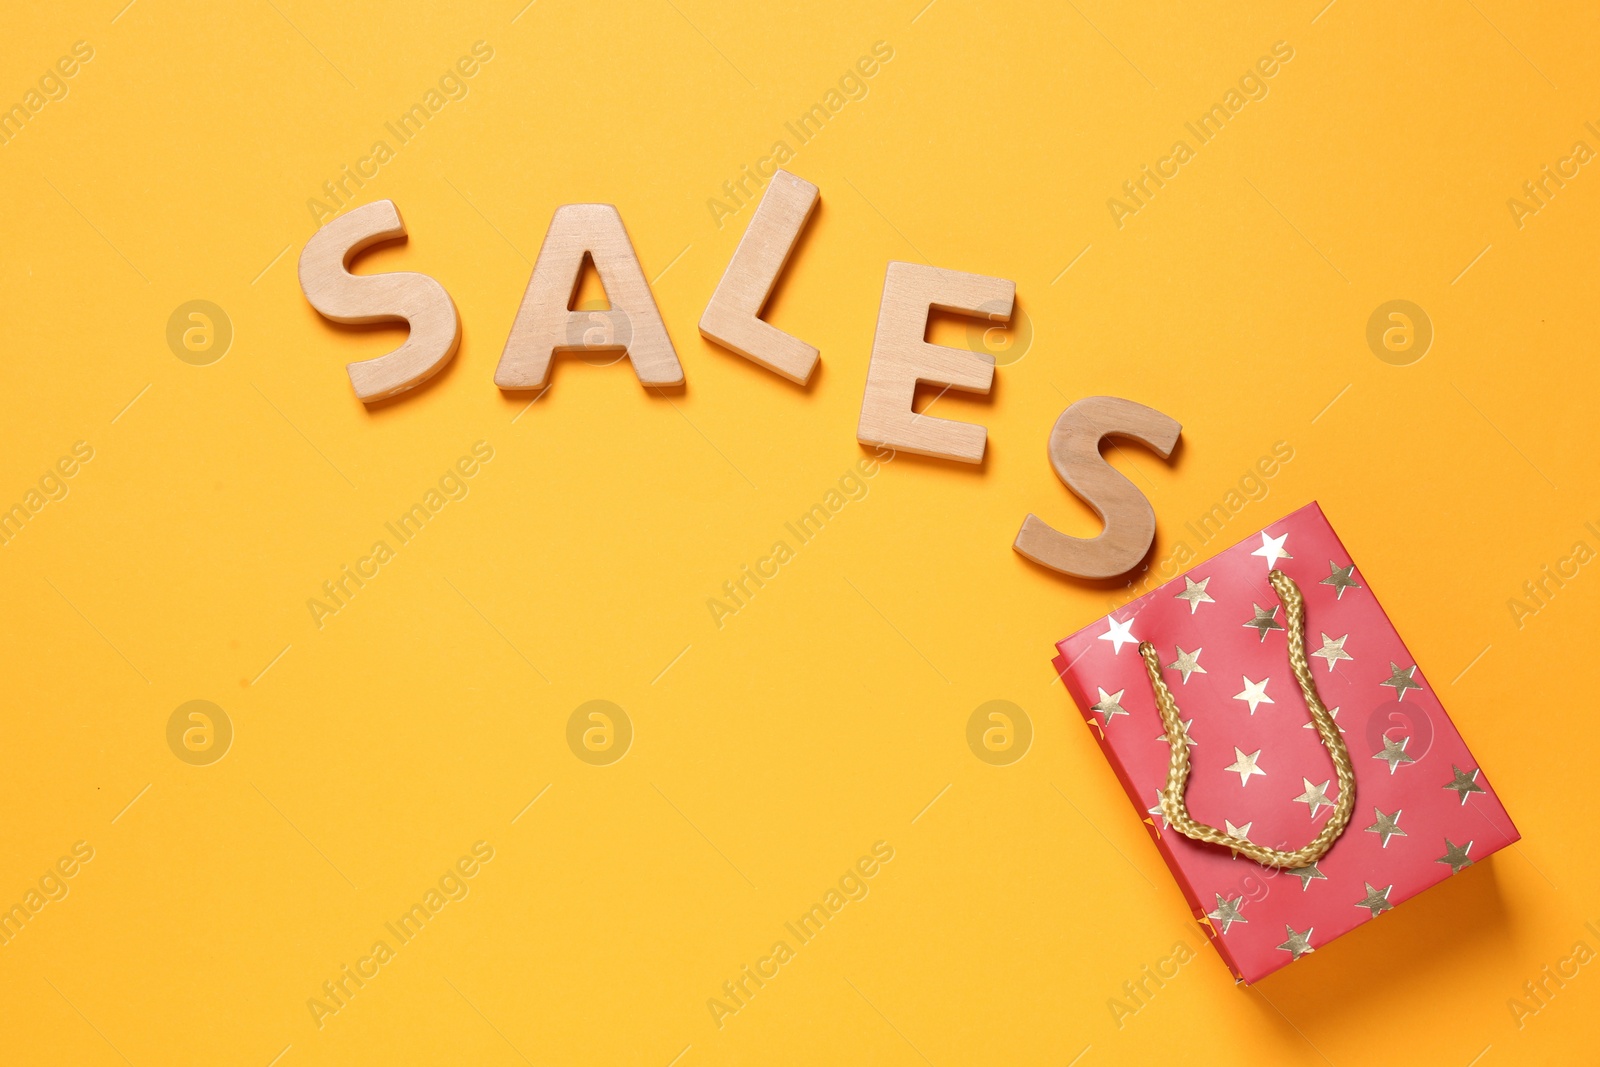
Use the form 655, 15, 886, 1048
298, 173, 1181, 580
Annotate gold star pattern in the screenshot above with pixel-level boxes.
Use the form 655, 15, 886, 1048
1320, 561, 1362, 599
1224, 819, 1253, 858
1098, 616, 1138, 654
1225, 747, 1266, 787
1174, 576, 1215, 614
1311, 632, 1353, 673
1090, 687, 1128, 724
1233, 676, 1274, 715
1355, 882, 1394, 917
1372, 734, 1415, 774
1276, 924, 1314, 960
1380, 661, 1423, 701
1252, 531, 1293, 569
1155, 718, 1196, 749
1444, 765, 1486, 805
1437, 838, 1474, 874
1207, 893, 1247, 934
1293, 777, 1334, 818
1147, 792, 1171, 830
1365, 807, 1407, 847
1302, 706, 1344, 735
1166, 646, 1206, 684
1242, 603, 1285, 642
1286, 863, 1327, 891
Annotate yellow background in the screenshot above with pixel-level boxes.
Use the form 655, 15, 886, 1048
2, 1, 1597, 1063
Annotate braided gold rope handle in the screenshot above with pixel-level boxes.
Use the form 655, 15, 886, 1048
1138, 569, 1356, 868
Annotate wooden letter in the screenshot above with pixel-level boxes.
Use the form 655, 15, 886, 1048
856, 262, 1014, 463
298, 199, 461, 403
494, 204, 682, 390
1013, 396, 1182, 579
699, 169, 820, 384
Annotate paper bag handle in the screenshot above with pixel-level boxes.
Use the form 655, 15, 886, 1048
1138, 569, 1355, 869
